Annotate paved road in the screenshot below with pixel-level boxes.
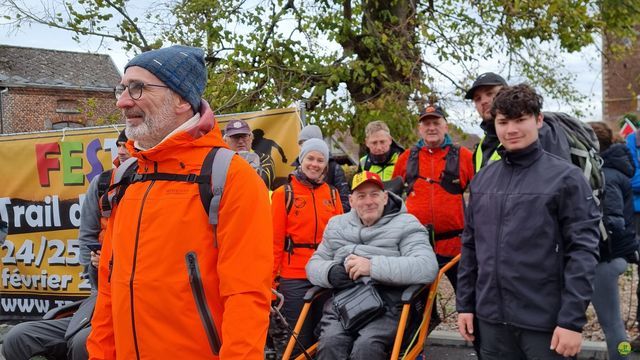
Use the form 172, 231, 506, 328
424, 344, 478, 359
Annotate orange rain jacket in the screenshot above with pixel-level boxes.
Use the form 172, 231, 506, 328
87, 100, 273, 360
392, 141, 474, 257
271, 175, 343, 280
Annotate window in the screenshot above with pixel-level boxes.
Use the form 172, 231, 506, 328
52, 99, 84, 128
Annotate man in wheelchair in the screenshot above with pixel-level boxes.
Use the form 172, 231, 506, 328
306, 171, 438, 359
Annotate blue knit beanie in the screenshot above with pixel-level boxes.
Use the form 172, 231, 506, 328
125, 45, 206, 112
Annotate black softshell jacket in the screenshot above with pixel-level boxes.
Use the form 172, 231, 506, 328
457, 141, 600, 332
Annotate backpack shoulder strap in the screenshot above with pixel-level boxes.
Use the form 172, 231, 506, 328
96, 169, 114, 199
329, 185, 338, 209
404, 146, 421, 194
113, 157, 139, 186
362, 155, 372, 171
198, 147, 235, 226
439, 144, 464, 195
284, 182, 294, 215
327, 159, 336, 185
100, 157, 138, 217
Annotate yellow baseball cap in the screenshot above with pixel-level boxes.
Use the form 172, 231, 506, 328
351, 171, 384, 192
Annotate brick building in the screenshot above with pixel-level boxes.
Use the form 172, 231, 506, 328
0, 45, 122, 134
602, 30, 640, 128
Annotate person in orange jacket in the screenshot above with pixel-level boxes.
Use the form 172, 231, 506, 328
392, 105, 474, 293
86, 45, 273, 360
271, 138, 343, 354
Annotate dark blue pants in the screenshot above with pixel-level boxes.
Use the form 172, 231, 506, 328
478, 320, 574, 360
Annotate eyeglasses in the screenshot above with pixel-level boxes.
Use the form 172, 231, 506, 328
114, 81, 169, 100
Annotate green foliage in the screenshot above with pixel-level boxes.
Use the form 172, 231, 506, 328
3, 0, 639, 142
78, 98, 121, 125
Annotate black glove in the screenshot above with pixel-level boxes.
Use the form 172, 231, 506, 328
328, 264, 355, 290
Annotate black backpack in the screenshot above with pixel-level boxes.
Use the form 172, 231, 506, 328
95, 169, 113, 199
543, 112, 607, 240
404, 144, 465, 196
100, 147, 235, 240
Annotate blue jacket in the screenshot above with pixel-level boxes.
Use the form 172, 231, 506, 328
624, 131, 640, 212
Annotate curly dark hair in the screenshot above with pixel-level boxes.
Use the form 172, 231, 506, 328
588, 121, 613, 152
490, 84, 543, 119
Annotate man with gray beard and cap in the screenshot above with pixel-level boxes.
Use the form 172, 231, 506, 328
87, 45, 273, 360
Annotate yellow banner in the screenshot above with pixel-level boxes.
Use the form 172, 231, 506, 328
0, 108, 300, 320
217, 107, 301, 188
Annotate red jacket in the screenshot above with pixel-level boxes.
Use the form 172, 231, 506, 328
87, 101, 273, 360
393, 142, 474, 257
271, 175, 343, 280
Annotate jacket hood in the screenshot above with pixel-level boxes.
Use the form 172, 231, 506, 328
602, 143, 635, 178
390, 139, 405, 154
127, 100, 228, 162
382, 191, 404, 217
349, 191, 406, 227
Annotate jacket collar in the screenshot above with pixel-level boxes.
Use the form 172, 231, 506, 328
498, 140, 543, 167
416, 133, 453, 150
127, 100, 228, 162
480, 121, 496, 136
348, 192, 406, 227
290, 169, 325, 189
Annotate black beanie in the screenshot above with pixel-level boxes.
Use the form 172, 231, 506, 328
117, 129, 128, 144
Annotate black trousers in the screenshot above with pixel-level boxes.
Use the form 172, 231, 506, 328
277, 278, 324, 357
477, 320, 575, 360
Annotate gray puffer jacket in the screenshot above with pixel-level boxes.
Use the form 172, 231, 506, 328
306, 192, 438, 288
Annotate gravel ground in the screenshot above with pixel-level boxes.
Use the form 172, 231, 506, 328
433, 263, 640, 343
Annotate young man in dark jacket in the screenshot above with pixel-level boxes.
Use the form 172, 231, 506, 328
456, 84, 601, 359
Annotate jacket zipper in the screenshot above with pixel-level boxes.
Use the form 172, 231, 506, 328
186, 251, 222, 355
108, 255, 114, 283
129, 179, 155, 360
494, 166, 514, 323
428, 149, 436, 227
311, 189, 318, 247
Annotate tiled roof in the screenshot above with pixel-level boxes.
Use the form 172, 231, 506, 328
0, 45, 121, 90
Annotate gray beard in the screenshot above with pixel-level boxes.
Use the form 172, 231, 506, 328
125, 93, 176, 149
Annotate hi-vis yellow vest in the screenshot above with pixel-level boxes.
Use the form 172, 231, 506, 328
474, 136, 501, 173
359, 152, 400, 181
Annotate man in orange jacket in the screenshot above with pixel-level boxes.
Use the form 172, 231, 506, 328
86, 45, 273, 360
392, 105, 474, 321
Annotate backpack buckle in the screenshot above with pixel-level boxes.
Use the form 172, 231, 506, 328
131, 173, 146, 182
186, 173, 197, 183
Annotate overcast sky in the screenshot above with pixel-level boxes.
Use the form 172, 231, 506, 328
0, 14, 604, 134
